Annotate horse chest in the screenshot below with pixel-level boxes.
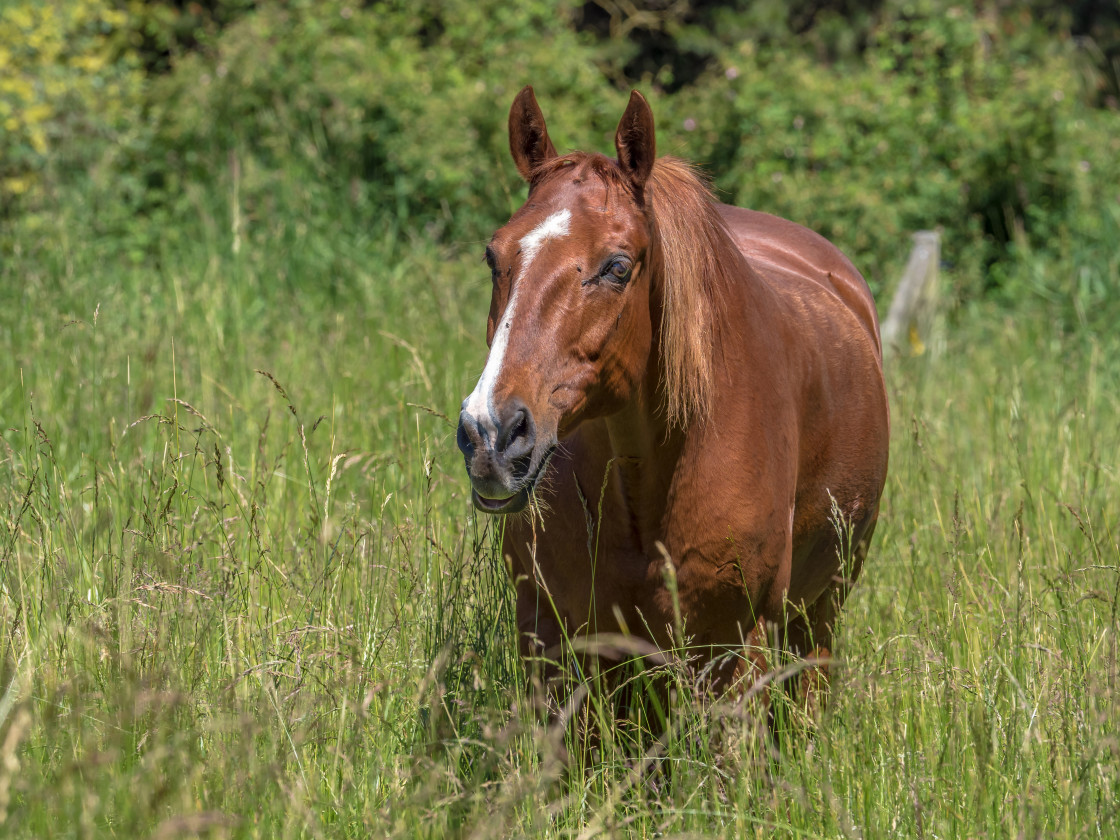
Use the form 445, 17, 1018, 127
510, 452, 771, 647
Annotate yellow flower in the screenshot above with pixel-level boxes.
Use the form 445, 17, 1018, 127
0, 77, 34, 103
25, 104, 52, 125
73, 53, 108, 73
29, 126, 47, 154
2, 6, 35, 32
101, 8, 127, 28
3, 175, 33, 195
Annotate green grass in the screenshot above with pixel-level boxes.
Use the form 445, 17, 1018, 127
1, 188, 1118, 838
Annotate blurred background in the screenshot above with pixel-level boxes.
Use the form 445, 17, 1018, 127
3, 0, 1119, 315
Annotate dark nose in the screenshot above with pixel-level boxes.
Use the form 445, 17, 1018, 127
457, 399, 536, 480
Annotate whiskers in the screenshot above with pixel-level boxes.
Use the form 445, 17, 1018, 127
523, 444, 562, 525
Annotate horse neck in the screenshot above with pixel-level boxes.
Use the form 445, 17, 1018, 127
603, 414, 678, 533
602, 239, 760, 535
600, 181, 740, 529
601, 317, 688, 530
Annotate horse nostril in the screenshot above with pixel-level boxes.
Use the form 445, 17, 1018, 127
497, 404, 535, 459
510, 412, 528, 444
456, 412, 478, 459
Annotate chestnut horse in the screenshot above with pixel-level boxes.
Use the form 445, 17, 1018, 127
457, 87, 889, 699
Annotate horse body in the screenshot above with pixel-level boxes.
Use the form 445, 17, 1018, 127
458, 87, 889, 695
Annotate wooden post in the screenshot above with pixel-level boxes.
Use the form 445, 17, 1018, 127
882, 230, 941, 357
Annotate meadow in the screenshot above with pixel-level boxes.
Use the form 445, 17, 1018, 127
1, 170, 1118, 838
3, 1, 1120, 834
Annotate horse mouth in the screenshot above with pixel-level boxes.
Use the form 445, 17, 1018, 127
471, 486, 530, 514
469, 445, 555, 515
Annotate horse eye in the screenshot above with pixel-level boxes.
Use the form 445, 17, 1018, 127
605, 258, 632, 283
484, 248, 499, 282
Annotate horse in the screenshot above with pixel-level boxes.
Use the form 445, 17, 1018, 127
456, 86, 889, 707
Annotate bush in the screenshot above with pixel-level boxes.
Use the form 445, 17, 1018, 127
648, 4, 1120, 293
3, 0, 1118, 313
0, 0, 144, 209
141, 0, 614, 239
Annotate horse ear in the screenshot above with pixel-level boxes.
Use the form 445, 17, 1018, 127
509, 86, 558, 182
614, 90, 656, 191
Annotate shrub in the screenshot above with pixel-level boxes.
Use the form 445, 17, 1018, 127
3, 0, 1118, 314
0, 0, 144, 210
647, 3, 1120, 296
141, 0, 614, 239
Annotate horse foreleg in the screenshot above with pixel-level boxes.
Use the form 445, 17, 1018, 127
515, 574, 569, 715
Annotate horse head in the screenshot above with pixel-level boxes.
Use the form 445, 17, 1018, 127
457, 87, 660, 513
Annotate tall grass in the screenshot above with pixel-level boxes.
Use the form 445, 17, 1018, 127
1, 185, 1117, 837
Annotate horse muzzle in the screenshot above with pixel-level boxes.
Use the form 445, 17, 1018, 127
457, 398, 546, 514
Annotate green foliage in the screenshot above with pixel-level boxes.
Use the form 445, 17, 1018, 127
652, 3, 1120, 295
142, 0, 614, 238
0, 0, 144, 206
4, 0, 1118, 310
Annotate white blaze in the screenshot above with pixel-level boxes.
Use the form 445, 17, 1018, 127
464, 208, 571, 435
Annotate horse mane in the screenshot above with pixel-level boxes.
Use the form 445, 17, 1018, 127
644, 157, 735, 427
532, 153, 736, 428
